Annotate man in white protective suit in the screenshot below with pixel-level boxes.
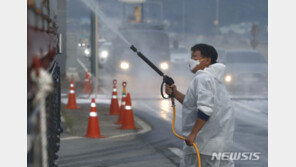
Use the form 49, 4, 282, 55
165, 44, 235, 167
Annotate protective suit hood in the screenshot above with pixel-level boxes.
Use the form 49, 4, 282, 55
197, 63, 226, 82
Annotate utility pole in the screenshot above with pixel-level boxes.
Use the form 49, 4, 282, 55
182, 0, 186, 39
122, 3, 126, 22
160, 1, 163, 22
90, 10, 99, 97
214, 0, 220, 33
56, 0, 67, 77
216, 0, 219, 22
141, 3, 144, 22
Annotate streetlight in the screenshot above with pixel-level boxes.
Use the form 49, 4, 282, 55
182, 0, 186, 38
214, 0, 220, 33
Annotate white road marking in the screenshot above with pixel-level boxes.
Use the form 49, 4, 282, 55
78, 94, 110, 99
61, 136, 83, 141
168, 147, 184, 158
235, 102, 261, 113
61, 98, 110, 104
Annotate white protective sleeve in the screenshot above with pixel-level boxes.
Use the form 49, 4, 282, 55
196, 78, 215, 117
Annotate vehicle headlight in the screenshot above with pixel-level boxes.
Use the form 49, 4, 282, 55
100, 50, 109, 59
84, 49, 90, 55
160, 62, 169, 70
120, 61, 129, 70
225, 75, 232, 83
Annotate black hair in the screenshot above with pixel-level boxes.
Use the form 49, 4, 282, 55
191, 43, 218, 64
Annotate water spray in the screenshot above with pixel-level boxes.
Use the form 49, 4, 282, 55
129, 45, 201, 167
130, 45, 174, 99
82, 1, 201, 165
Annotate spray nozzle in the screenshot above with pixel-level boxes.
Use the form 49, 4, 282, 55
130, 45, 137, 52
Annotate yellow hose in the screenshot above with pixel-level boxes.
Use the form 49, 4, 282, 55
171, 105, 201, 167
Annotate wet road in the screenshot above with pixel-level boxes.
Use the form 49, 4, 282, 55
98, 72, 267, 166
133, 98, 268, 167
73, 50, 268, 166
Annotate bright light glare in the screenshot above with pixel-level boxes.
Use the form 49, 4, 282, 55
160, 100, 170, 112
82, 43, 86, 47
160, 62, 169, 70
120, 61, 129, 70
78, 43, 81, 47
100, 50, 109, 59
84, 49, 90, 55
225, 75, 232, 82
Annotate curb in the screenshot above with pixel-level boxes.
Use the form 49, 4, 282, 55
60, 115, 152, 141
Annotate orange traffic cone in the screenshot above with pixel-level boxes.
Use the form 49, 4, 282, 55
109, 80, 120, 115
82, 70, 91, 93
66, 79, 79, 109
86, 98, 104, 138
115, 82, 127, 124
121, 93, 137, 129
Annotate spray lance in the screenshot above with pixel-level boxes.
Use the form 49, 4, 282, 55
129, 45, 174, 99
129, 45, 201, 167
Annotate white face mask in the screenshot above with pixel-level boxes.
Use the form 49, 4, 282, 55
189, 59, 200, 71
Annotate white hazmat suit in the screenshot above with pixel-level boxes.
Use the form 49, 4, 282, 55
180, 63, 235, 167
